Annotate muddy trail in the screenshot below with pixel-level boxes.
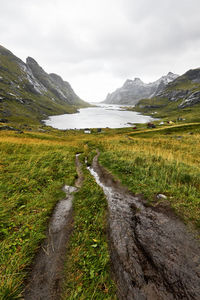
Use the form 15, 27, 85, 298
88, 152, 200, 300
23, 154, 83, 300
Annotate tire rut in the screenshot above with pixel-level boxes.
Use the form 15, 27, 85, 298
23, 154, 83, 300
88, 151, 200, 300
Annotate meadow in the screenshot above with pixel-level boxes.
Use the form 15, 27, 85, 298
0, 122, 199, 299
0, 130, 80, 298
98, 124, 200, 229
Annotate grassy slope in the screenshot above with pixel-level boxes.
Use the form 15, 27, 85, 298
0, 131, 78, 298
0, 129, 116, 299
131, 76, 200, 122
0, 49, 88, 125
133, 96, 200, 123
0, 123, 200, 298
98, 125, 200, 230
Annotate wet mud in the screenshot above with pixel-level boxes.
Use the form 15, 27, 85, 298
89, 152, 200, 300
23, 154, 83, 300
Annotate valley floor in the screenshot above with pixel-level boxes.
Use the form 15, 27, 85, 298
0, 123, 200, 299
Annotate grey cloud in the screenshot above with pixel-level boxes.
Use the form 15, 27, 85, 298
0, 0, 200, 101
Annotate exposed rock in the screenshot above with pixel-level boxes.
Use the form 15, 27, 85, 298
0, 126, 20, 131
179, 91, 200, 108
159, 89, 189, 102
0, 45, 88, 122
157, 194, 167, 200
26, 57, 83, 105
104, 72, 179, 105
184, 68, 200, 83
135, 67, 200, 113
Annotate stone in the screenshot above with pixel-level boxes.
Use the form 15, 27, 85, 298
157, 194, 167, 200
179, 91, 200, 108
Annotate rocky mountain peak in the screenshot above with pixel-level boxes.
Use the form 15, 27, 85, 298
0, 45, 13, 55
104, 72, 179, 105
184, 68, 200, 82
49, 73, 64, 85
133, 77, 143, 84
156, 72, 179, 85
0, 44, 88, 123
26, 56, 38, 65
123, 78, 144, 88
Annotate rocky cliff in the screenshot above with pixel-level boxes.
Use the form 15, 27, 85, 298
104, 72, 179, 105
160, 68, 200, 108
0, 45, 88, 124
134, 68, 200, 121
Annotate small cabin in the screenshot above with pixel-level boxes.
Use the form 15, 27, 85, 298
84, 128, 91, 134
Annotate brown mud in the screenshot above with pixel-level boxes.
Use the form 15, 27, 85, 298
88, 152, 200, 300
23, 154, 83, 300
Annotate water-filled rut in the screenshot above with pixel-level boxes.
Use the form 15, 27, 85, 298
24, 154, 83, 300
88, 152, 200, 300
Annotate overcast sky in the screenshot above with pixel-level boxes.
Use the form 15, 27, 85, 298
1, 0, 200, 102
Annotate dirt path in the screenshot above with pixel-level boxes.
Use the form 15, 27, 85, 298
88, 152, 200, 300
23, 154, 83, 300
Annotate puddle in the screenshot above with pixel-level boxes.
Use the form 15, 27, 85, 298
50, 185, 76, 233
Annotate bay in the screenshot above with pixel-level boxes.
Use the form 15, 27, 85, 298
44, 103, 155, 129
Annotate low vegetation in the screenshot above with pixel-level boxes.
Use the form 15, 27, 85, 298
98, 124, 200, 229
130, 96, 200, 123
0, 122, 200, 298
0, 131, 78, 298
63, 156, 116, 299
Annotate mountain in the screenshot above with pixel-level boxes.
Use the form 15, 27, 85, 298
104, 72, 179, 105
134, 68, 200, 122
0, 45, 88, 124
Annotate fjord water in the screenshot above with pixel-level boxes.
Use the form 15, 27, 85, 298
44, 103, 154, 129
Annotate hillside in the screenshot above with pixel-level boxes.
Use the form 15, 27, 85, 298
0, 45, 88, 124
103, 72, 178, 105
134, 68, 200, 122
0, 124, 200, 299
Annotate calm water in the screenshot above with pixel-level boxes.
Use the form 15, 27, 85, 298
44, 104, 154, 129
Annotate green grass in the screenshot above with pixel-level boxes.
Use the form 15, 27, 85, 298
133, 97, 200, 123
98, 129, 200, 230
62, 156, 117, 300
129, 123, 200, 137
0, 123, 200, 299
0, 138, 77, 298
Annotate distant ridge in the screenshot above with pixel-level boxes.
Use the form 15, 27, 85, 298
104, 72, 179, 105
134, 67, 200, 122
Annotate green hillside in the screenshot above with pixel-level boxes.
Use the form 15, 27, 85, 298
133, 68, 200, 122
0, 45, 89, 125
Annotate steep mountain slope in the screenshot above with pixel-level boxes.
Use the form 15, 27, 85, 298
0, 45, 88, 124
104, 72, 178, 105
135, 68, 200, 121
